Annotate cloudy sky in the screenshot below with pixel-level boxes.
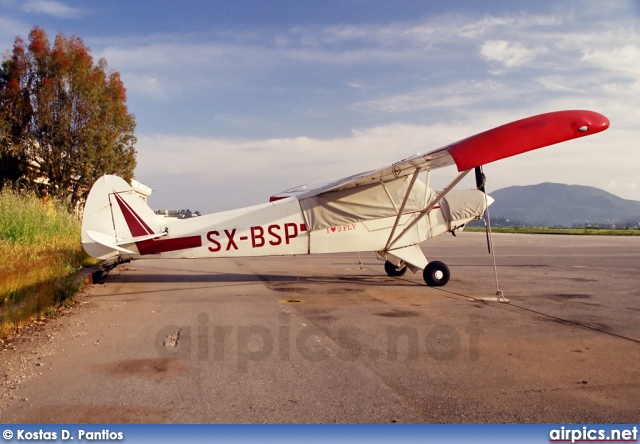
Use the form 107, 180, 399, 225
1, 0, 639, 212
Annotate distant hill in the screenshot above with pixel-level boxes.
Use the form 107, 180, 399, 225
484, 183, 640, 227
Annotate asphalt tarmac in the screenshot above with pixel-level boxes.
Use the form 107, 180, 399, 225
1, 233, 638, 423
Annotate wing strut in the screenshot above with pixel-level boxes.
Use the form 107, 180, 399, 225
387, 169, 472, 250
383, 168, 421, 251
380, 179, 400, 213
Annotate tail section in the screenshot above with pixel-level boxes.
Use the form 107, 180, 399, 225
82, 175, 166, 260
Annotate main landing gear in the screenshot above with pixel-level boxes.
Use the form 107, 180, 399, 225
384, 260, 450, 286
422, 261, 450, 287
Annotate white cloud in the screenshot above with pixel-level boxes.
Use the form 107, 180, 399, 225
458, 13, 561, 39
609, 181, 638, 191
21, 0, 82, 19
480, 40, 546, 68
121, 74, 167, 100
354, 79, 511, 113
582, 44, 640, 78
535, 77, 584, 93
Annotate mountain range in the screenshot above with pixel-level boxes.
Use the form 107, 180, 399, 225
482, 183, 640, 227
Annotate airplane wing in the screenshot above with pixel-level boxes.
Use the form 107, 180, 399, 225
270, 110, 609, 201
271, 150, 452, 201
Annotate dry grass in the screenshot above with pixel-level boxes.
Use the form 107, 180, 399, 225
0, 188, 98, 337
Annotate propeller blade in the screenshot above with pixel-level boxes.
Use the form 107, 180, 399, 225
475, 166, 485, 193
485, 218, 492, 254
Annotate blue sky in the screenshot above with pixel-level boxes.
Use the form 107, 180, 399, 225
1, 0, 639, 212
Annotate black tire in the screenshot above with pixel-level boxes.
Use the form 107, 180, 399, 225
423, 261, 450, 286
384, 260, 407, 277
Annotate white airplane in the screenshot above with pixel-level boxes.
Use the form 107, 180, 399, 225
81, 110, 609, 287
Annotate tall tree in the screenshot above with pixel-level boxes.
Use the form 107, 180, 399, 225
0, 26, 136, 210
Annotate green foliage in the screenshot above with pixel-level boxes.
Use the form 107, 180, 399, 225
0, 26, 137, 211
0, 188, 97, 336
0, 187, 78, 244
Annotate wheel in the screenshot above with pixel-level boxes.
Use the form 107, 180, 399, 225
423, 261, 450, 286
384, 260, 407, 277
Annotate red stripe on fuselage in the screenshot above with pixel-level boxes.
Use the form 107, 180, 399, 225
136, 236, 203, 255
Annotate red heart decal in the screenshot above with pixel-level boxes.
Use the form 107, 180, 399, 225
331, 227, 336, 232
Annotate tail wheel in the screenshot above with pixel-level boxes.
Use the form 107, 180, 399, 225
423, 261, 450, 286
384, 260, 407, 277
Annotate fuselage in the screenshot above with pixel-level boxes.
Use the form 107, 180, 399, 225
119, 192, 485, 260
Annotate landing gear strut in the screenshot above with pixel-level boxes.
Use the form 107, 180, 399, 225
423, 261, 450, 287
384, 260, 407, 277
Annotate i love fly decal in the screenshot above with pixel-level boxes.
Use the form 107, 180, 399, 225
325, 224, 357, 234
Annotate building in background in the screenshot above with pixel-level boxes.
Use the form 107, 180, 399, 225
154, 209, 201, 220
131, 179, 200, 220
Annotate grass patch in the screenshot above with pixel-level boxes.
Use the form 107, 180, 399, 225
0, 188, 99, 337
465, 226, 640, 236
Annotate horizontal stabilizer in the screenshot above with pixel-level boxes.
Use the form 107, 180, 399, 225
115, 231, 167, 245
86, 230, 136, 254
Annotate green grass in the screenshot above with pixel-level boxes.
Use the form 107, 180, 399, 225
465, 226, 640, 236
0, 188, 98, 337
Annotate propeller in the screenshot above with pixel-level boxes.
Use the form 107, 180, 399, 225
475, 166, 491, 254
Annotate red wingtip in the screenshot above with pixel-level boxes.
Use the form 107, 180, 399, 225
447, 110, 610, 171
582, 110, 609, 134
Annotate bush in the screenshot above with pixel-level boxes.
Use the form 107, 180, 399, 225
0, 188, 96, 336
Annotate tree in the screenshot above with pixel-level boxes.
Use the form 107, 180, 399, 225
0, 26, 136, 211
